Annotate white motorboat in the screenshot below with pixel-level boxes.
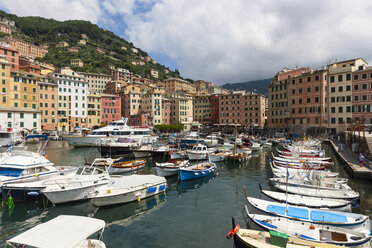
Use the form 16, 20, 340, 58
0, 127, 22, 147
62, 118, 158, 147
245, 206, 371, 247
170, 149, 188, 160
187, 144, 215, 160
90, 174, 167, 207
96, 137, 141, 157
250, 142, 262, 151
269, 177, 349, 191
208, 151, 232, 162
6, 215, 106, 248
259, 187, 352, 212
153, 159, 189, 177
133, 143, 153, 158
203, 135, 219, 146
41, 159, 111, 204
236, 147, 252, 155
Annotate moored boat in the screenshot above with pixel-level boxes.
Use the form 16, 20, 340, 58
105, 159, 146, 174
153, 159, 189, 177
179, 161, 216, 181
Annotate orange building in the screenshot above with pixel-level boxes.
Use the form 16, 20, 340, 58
162, 78, 196, 94
5, 36, 48, 59
0, 45, 19, 70
19, 56, 41, 74
39, 77, 58, 130
288, 69, 328, 128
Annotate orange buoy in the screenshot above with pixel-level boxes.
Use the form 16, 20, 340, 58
226, 225, 240, 239
309, 225, 316, 230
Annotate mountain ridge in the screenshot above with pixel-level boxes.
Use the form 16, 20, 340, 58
221, 78, 272, 95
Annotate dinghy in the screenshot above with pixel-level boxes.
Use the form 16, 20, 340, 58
245, 205, 371, 247
178, 162, 216, 181
269, 177, 350, 191
105, 159, 146, 174
227, 219, 344, 248
259, 187, 352, 212
247, 197, 370, 232
153, 159, 189, 177
271, 182, 359, 201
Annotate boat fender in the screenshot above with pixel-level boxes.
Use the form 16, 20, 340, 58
309, 225, 316, 230
226, 225, 240, 239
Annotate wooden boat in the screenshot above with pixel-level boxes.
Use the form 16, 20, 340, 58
277, 153, 332, 162
90, 174, 166, 207
247, 197, 370, 231
178, 162, 216, 181
273, 160, 326, 170
6, 215, 106, 248
227, 219, 344, 248
105, 159, 146, 174
271, 182, 359, 200
245, 205, 371, 247
272, 153, 332, 166
153, 159, 189, 177
259, 186, 352, 212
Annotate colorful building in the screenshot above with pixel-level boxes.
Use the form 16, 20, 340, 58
219, 91, 265, 128
5, 36, 48, 59
0, 44, 19, 71
9, 70, 39, 110
165, 92, 193, 125
352, 66, 372, 124
0, 107, 41, 132
112, 68, 132, 83
39, 76, 58, 131
80, 72, 112, 93
162, 98, 172, 125
142, 88, 165, 125
193, 95, 210, 124
101, 94, 121, 125
163, 78, 196, 94
106, 80, 126, 94
288, 69, 328, 129
87, 93, 101, 128
120, 85, 142, 119
55, 67, 88, 131
0, 55, 11, 107
327, 58, 368, 131
19, 56, 41, 74
210, 94, 220, 125
194, 80, 209, 96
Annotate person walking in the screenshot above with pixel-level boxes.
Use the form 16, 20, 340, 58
359, 153, 365, 167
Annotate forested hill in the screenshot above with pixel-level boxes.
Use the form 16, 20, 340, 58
221, 78, 272, 95
0, 10, 179, 80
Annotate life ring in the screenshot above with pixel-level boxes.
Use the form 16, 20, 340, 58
168, 151, 173, 155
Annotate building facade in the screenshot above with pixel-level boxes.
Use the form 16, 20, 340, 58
55, 68, 88, 131
288, 69, 328, 129
39, 77, 58, 131
327, 58, 368, 131
193, 95, 210, 124
112, 68, 132, 83
0, 107, 41, 132
5, 36, 48, 59
163, 78, 196, 94
165, 92, 193, 125
210, 94, 220, 125
87, 93, 101, 128
80, 72, 112, 93
220, 91, 265, 128
352, 66, 372, 124
101, 94, 121, 125
0, 44, 19, 71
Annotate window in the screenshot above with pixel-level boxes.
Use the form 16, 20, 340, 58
299, 88, 302, 94
354, 95, 359, 101
346, 85, 351, 91
338, 86, 343, 92
331, 118, 336, 124
307, 98, 310, 103
33, 114, 37, 119
331, 107, 335, 113
346, 74, 351, 81
307, 87, 311, 92
338, 107, 343, 113
20, 113, 24, 118
363, 95, 367, 101
363, 84, 367, 89
331, 87, 335, 93
354, 74, 359, 80
315, 86, 319, 92
354, 85, 359, 90
330, 76, 334, 83
362, 73, 367, 79
338, 75, 343, 82
7, 113, 11, 118
33, 122, 37, 127
346, 106, 351, 112
20, 122, 24, 127
315, 97, 319, 103
307, 77, 311, 82
331, 97, 335, 103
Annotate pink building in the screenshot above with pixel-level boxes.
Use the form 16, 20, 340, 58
106, 80, 126, 94
162, 98, 172, 125
120, 91, 142, 118
112, 68, 132, 83
101, 94, 121, 125
352, 67, 372, 124
128, 112, 152, 126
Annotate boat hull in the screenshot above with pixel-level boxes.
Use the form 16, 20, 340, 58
179, 163, 216, 181
1, 186, 44, 202
91, 182, 167, 207
187, 152, 208, 161
133, 151, 151, 158
153, 166, 178, 177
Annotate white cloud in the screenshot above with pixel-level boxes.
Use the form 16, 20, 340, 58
124, 0, 372, 84
2, 0, 372, 84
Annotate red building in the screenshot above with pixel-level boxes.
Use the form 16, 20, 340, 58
210, 94, 220, 124
352, 66, 372, 124
101, 94, 121, 125
0, 45, 19, 70
112, 68, 132, 83
162, 98, 172, 125
19, 56, 41, 74
128, 112, 152, 126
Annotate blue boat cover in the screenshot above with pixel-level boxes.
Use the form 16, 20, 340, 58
310, 210, 348, 223
287, 207, 309, 220
267, 205, 286, 215
159, 184, 166, 191
147, 187, 157, 193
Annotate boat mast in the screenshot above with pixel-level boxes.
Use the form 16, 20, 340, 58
196, 129, 199, 168
234, 124, 237, 155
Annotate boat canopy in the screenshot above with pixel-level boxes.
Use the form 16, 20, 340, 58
25, 134, 48, 141
7, 215, 105, 248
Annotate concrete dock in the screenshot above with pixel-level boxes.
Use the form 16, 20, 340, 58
324, 139, 372, 180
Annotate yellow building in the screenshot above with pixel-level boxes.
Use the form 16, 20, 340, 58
163, 78, 196, 94
194, 80, 209, 96
142, 88, 166, 125
193, 95, 210, 124
165, 92, 193, 125
39, 62, 55, 75
87, 93, 101, 128
0, 55, 11, 107
9, 70, 39, 110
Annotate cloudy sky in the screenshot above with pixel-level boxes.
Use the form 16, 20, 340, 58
0, 0, 371, 85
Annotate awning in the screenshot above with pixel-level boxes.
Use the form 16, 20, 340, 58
7, 215, 105, 248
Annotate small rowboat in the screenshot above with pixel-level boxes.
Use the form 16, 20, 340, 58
247, 197, 370, 231
178, 162, 216, 181
106, 159, 146, 174
245, 205, 371, 247
259, 186, 352, 212
227, 218, 344, 248
153, 159, 189, 177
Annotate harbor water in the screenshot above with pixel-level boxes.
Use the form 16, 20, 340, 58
0, 141, 371, 247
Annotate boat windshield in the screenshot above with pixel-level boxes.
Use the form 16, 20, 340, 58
0, 133, 11, 138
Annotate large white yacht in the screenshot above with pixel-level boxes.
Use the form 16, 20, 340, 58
62, 118, 158, 147
0, 127, 22, 147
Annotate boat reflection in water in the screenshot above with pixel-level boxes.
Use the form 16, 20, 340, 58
94, 194, 167, 227
178, 174, 216, 193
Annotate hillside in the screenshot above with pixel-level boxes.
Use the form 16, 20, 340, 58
0, 10, 178, 80
221, 78, 271, 95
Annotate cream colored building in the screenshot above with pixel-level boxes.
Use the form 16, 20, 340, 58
193, 95, 210, 124
71, 59, 83, 67
87, 93, 101, 128
150, 69, 158, 78
142, 88, 166, 125
327, 58, 368, 131
165, 92, 193, 125
163, 78, 196, 94
79, 72, 112, 93
194, 80, 209, 96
